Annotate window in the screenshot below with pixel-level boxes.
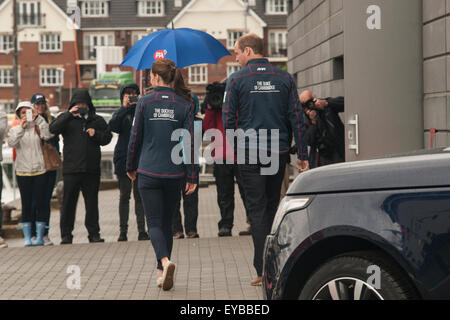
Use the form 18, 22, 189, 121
132, 32, 148, 45
81, 1, 109, 17
0, 35, 13, 53
269, 31, 287, 57
40, 68, 63, 87
0, 102, 14, 114
227, 31, 243, 49
138, 0, 164, 16
188, 65, 207, 85
266, 0, 288, 14
227, 64, 241, 78
18, 1, 43, 26
84, 34, 114, 59
0, 68, 14, 87
39, 33, 62, 52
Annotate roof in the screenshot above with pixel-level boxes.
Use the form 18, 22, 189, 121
52, 0, 286, 30
249, 0, 288, 28
52, 0, 188, 29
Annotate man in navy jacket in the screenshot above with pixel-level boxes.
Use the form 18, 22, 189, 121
223, 34, 309, 286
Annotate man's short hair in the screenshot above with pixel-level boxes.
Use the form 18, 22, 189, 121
237, 34, 264, 55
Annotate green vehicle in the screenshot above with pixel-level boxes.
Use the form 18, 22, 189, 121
90, 71, 135, 113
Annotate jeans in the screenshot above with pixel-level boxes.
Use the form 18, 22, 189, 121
213, 163, 249, 230
172, 178, 199, 234
138, 174, 182, 270
238, 153, 289, 276
31, 170, 57, 237
60, 173, 101, 239
118, 175, 146, 234
16, 174, 48, 223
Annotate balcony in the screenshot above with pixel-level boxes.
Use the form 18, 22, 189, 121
83, 45, 97, 60
17, 14, 46, 28
269, 45, 287, 58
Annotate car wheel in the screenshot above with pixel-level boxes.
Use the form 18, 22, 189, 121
298, 251, 418, 300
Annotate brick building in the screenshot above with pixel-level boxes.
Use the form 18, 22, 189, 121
51, 0, 289, 100
0, 0, 78, 112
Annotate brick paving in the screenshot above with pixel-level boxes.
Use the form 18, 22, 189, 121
0, 185, 263, 300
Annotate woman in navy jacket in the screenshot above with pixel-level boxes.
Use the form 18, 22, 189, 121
126, 59, 198, 291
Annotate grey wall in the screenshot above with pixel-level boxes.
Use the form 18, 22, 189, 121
288, 0, 426, 160
343, 0, 423, 161
287, 0, 344, 97
423, 0, 450, 148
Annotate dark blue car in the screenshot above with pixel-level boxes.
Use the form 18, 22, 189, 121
263, 149, 450, 300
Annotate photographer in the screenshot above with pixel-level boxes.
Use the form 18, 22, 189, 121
50, 89, 112, 244
202, 82, 250, 237
300, 90, 345, 168
109, 84, 149, 242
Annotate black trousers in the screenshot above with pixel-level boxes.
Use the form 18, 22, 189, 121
17, 174, 47, 223
213, 163, 248, 230
31, 170, 57, 237
138, 174, 182, 270
118, 175, 146, 234
60, 173, 101, 239
172, 178, 199, 234
238, 154, 289, 276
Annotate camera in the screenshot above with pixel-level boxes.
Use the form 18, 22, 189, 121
78, 106, 89, 115
204, 82, 226, 111
302, 98, 320, 111
129, 96, 138, 104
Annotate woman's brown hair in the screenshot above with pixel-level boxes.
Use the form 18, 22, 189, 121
151, 59, 193, 105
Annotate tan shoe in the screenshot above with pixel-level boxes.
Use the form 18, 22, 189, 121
162, 261, 176, 291
250, 276, 262, 286
156, 277, 163, 288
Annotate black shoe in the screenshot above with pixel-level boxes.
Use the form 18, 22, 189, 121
60, 236, 73, 245
88, 234, 105, 243
173, 232, 185, 239
138, 232, 149, 241
118, 232, 127, 242
218, 228, 232, 237
239, 226, 252, 236
186, 232, 199, 239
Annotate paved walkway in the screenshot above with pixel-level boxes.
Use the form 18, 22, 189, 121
0, 185, 262, 300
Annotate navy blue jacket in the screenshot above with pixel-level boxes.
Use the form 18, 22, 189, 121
126, 87, 198, 184
223, 58, 308, 161
109, 105, 136, 176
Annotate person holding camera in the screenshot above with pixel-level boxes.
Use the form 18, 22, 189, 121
50, 89, 112, 244
300, 90, 345, 169
30, 93, 60, 246
8, 101, 54, 246
109, 84, 149, 242
202, 82, 251, 237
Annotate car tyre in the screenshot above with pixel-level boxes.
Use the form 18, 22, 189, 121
298, 251, 419, 300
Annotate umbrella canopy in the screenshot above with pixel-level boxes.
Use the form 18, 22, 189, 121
121, 28, 231, 70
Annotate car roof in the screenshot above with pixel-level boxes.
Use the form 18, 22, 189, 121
288, 148, 450, 195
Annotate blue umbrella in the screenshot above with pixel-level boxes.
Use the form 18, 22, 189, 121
121, 28, 231, 70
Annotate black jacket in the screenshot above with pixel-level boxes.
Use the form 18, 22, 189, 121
109, 84, 140, 176
306, 97, 345, 168
223, 58, 308, 161
109, 105, 136, 176
49, 89, 112, 175
126, 87, 198, 184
